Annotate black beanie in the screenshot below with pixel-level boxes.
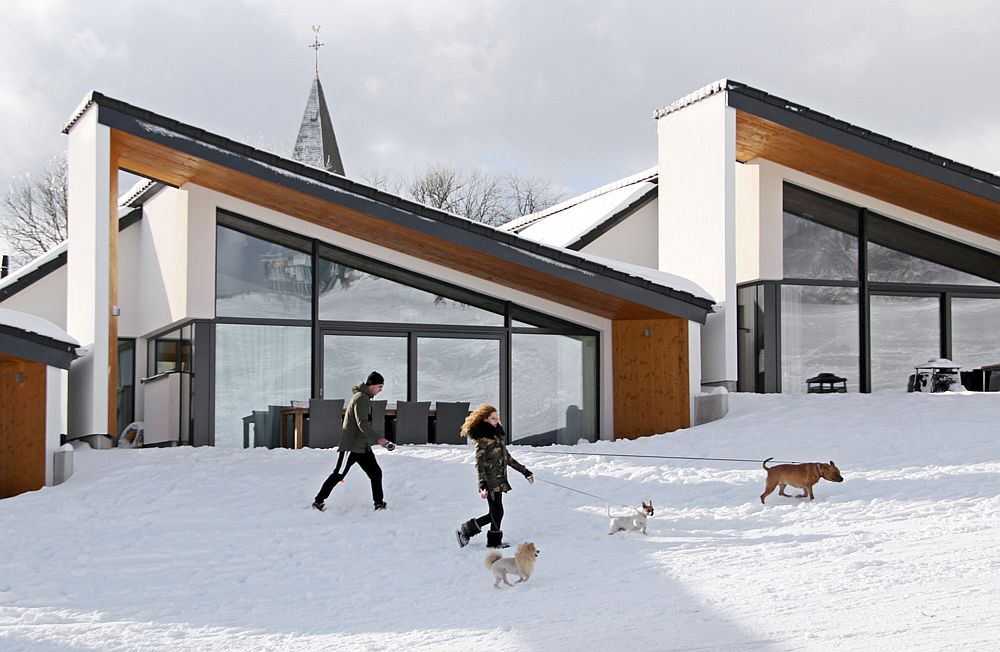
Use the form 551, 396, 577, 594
365, 371, 385, 386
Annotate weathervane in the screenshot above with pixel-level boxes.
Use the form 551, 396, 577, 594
309, 25, 325, 78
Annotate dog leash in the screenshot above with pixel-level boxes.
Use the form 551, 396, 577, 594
531, 451, 804, 465
533, 476, 636, 512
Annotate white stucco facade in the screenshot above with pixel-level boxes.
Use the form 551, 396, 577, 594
66, 107, 113, 438
579, 199, 659, 269
657, 92, 737, 388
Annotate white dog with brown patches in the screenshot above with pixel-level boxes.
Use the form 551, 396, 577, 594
484, 542, 539, 588
608, 501, 654, 535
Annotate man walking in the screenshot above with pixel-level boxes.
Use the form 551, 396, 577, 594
312, 371, 393, 512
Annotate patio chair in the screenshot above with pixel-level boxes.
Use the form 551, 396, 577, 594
251, 408, 280, 448
433, 401, 469, 444
306, 399, 344, 449
392, 401, 430, 445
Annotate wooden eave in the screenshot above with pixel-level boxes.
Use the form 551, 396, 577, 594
78, 96, 712, 323
728, 90, 1000, 241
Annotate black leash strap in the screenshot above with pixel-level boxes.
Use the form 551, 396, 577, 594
531, 451, 803, 465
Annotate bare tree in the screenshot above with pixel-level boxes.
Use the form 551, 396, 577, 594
2, 154, 68, 264
365, 163, 563, 226
506, 172, 564, 217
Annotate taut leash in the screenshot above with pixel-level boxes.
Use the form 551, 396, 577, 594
533, 476, 638, 513
531, 451, 804, 465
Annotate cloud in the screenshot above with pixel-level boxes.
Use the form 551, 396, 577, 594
0, 0, 997, 199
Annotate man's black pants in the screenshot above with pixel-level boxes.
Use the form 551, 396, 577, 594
315, 448, 384, 505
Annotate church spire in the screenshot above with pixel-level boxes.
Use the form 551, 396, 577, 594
292, 26, 345, 175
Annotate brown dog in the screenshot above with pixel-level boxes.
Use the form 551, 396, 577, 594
760, 457, 843, 504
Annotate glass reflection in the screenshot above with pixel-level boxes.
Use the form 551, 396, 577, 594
511, 333, 597, 444
324, 335, 407, 404
416, 337, 500, 406
780, 286, 859, 392
216, 226, 312, 319
782, 212, 857, 281
951, 298, 1000, 371
870, 295, 939, 392
317, 258, 503, 325
868, 242, 997, 286
214, 324, 310, 447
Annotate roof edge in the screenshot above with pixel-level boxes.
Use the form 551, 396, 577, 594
502, 166, 658, 234
85, 93, 712, 320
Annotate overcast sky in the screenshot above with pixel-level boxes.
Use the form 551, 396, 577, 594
2, 0, 999, 202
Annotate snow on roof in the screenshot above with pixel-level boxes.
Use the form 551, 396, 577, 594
501, 168, 657, 247
653, 78, 729, 119
0, 307, 78, 346
0, 241, 67, 292
568, 249, 714, 303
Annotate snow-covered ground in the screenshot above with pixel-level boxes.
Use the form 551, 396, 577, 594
2, 392, 999, 650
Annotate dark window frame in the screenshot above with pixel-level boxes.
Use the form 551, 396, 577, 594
766, 182, 1000, 393
214, 209, 601, 443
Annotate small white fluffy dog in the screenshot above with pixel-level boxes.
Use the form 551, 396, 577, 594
608, 501, 654, 535
484, 542, 539, 588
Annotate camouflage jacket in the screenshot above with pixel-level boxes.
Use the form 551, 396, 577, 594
339, 384, 380, 454
470, 421, 531, 493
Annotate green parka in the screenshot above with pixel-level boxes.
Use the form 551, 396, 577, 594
469, 421, 531, 493
338, 383, 381, 454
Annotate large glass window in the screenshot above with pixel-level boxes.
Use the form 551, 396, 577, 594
216, 225, 312, 320
317, 257, 503, 326
214, 324, 310, 448
782, 184, 859, 281
510, 333, 597, 445
783, 213, 858, 280
780, 286, 859, 393
323, 334, 408, 404
869, 295, 939, 392
213, 211, 600, 447
951, 298, 1000, 371
868, 242, 997, 286
416, 337, 500, 406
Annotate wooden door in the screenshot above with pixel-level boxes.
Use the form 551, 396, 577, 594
0, 355, 47, 498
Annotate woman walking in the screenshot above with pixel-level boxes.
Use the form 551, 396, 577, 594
455, 404, 533, 549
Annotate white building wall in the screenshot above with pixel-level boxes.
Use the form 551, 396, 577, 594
44, 366, 67, 486
184, 184, 617, 439
657, 92, 737, 388
66, 107, 112, 437
580, 199, 659, 268
117, 220, 141, 338
0, 267, 68, 329
135, 187, 192, 336
735, 160, 784, 284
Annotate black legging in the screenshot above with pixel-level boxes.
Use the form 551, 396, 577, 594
474, 490, 504, 532
315, 448, 384, 505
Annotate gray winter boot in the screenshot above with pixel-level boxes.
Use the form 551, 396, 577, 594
455, 519, 482, 548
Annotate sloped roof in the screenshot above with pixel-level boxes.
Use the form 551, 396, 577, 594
501, 167, 657, 248
0, 307, 79, 368
654, 79, 1000, 211
60, 91, 714, 323
292, 76, 345, 175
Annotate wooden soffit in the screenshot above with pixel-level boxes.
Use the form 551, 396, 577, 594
735, 111, 1000, 241
108, 128, 697, 322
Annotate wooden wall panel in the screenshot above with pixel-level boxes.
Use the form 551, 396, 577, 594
612, 319, 689, 439
736, 112, 1000, 240
0, 355, 47, 498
